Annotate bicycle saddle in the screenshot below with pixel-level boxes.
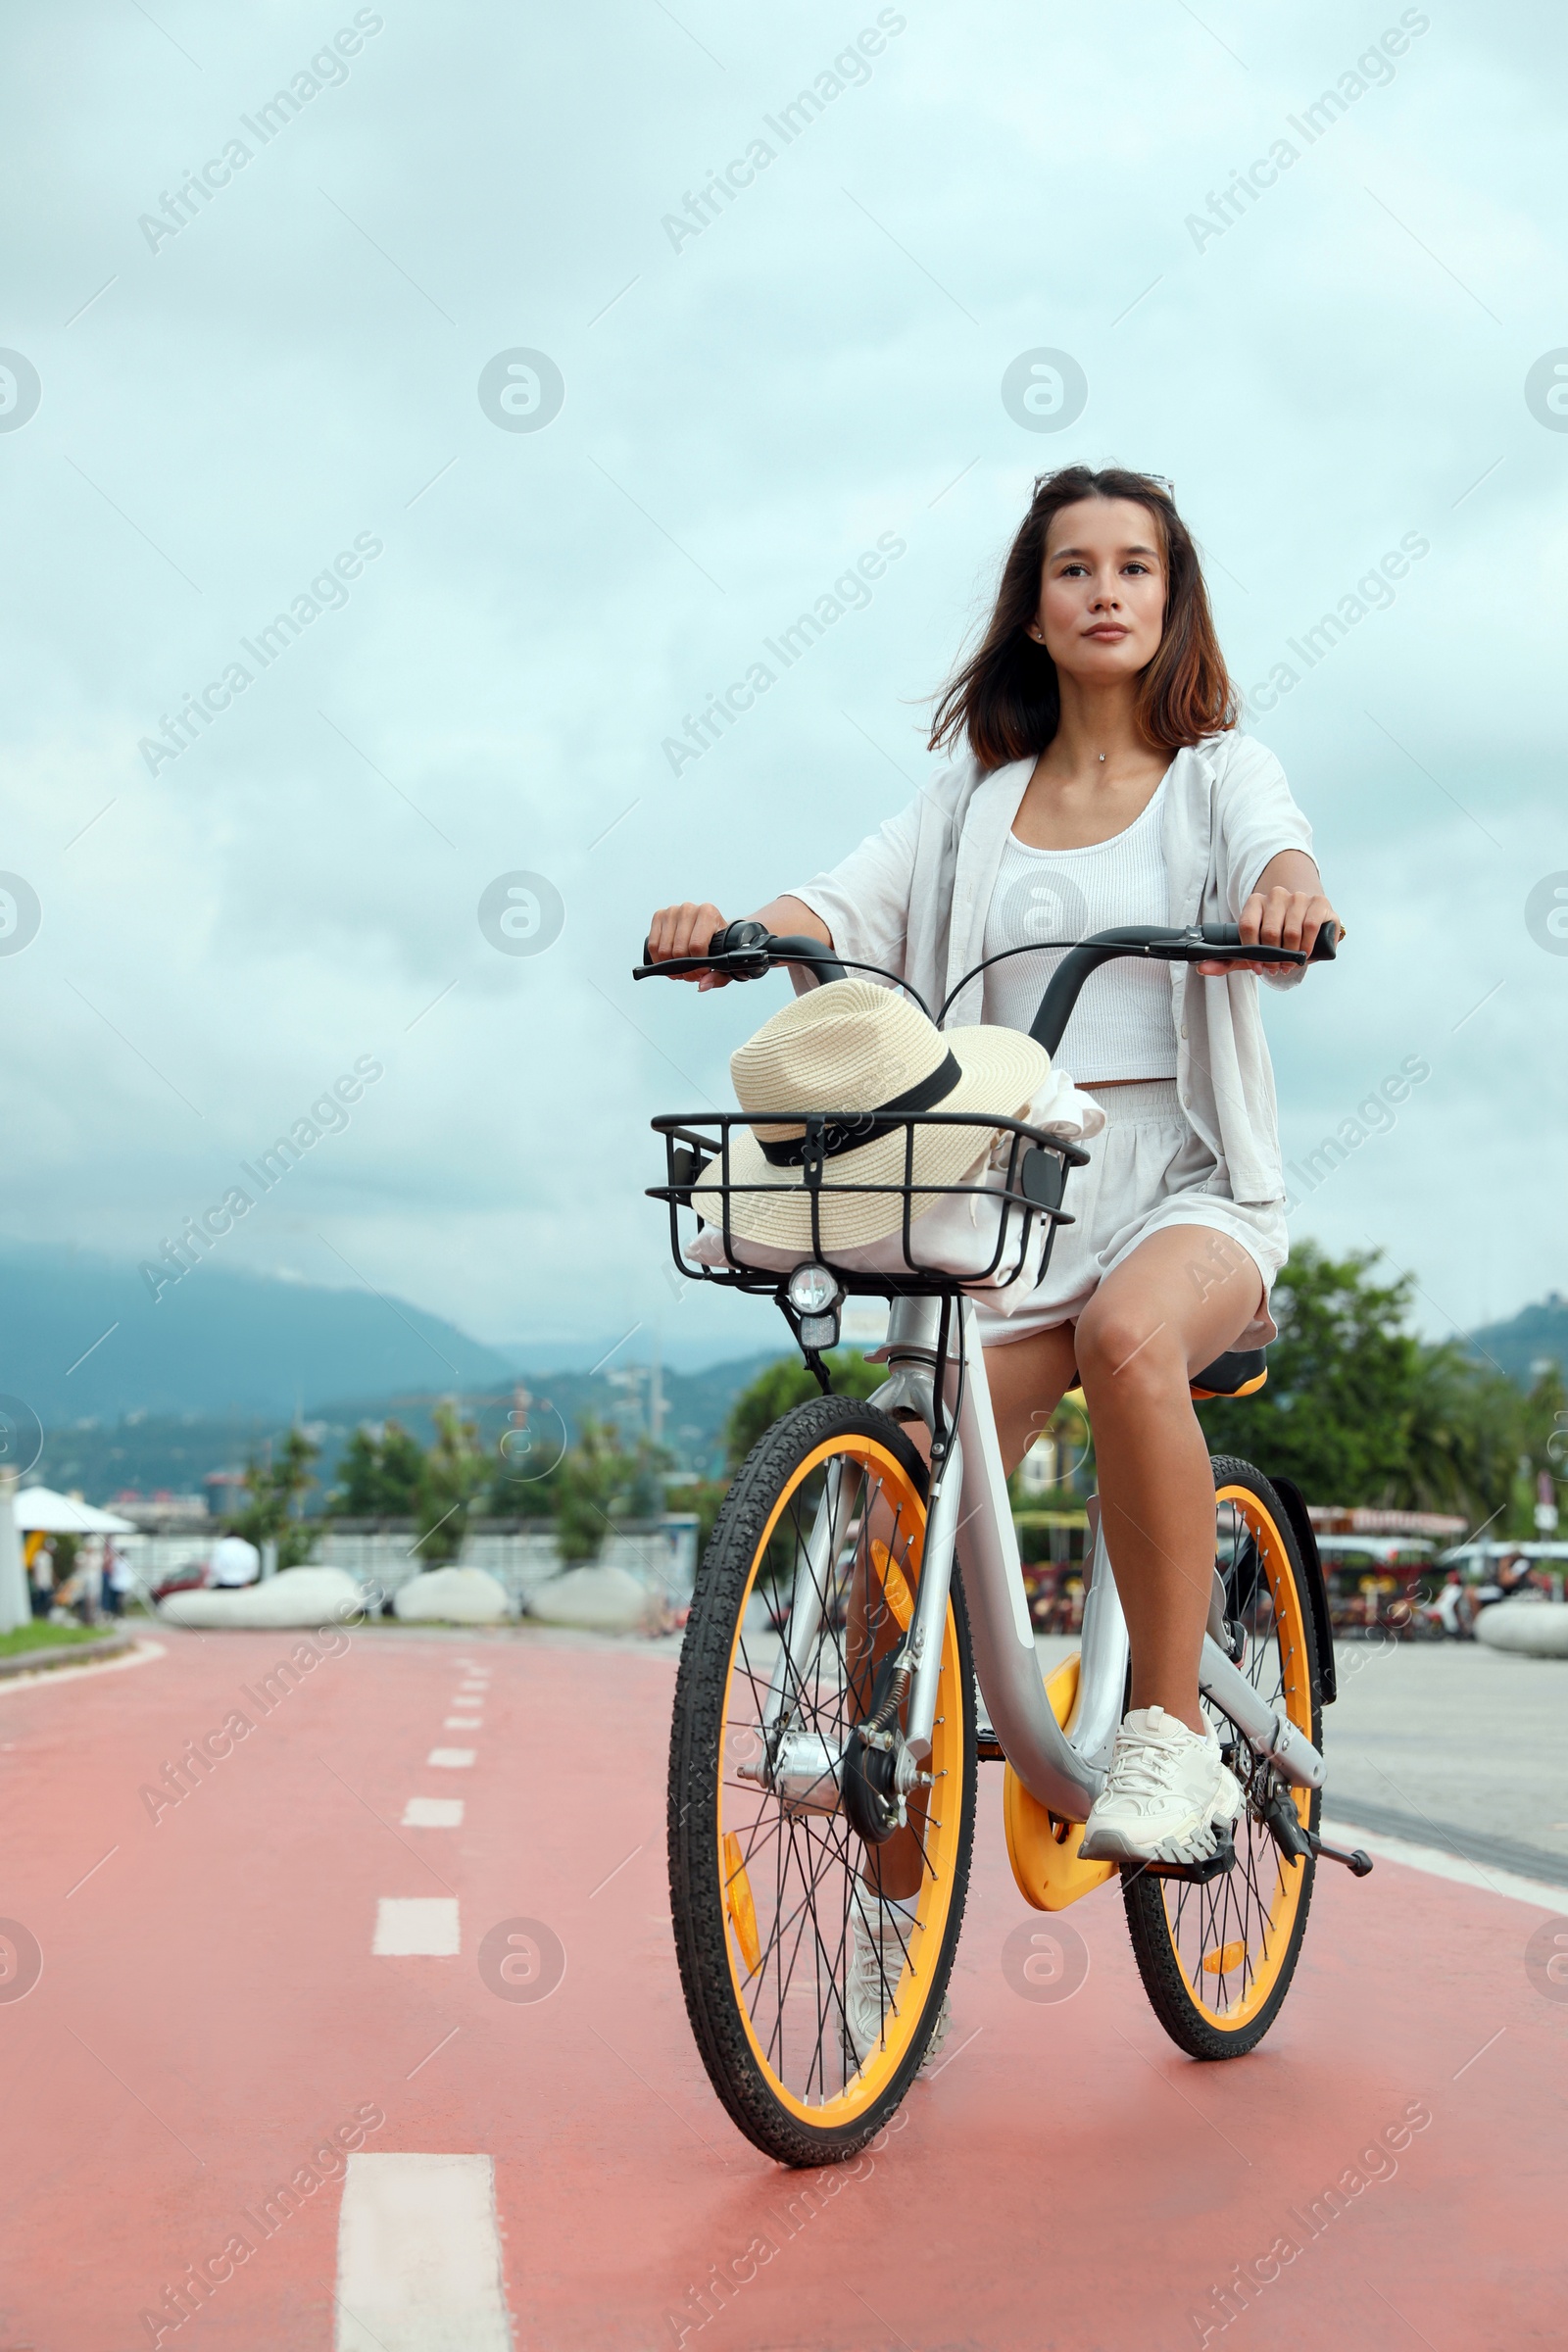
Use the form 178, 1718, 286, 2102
1189, 1348, 1268, 1400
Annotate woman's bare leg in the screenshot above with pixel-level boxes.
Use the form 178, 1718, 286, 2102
1073, 1225, 1263, 1735
982, 1323, 1083, 1477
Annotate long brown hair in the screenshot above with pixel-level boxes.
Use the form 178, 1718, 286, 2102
928, 466, 1238, 769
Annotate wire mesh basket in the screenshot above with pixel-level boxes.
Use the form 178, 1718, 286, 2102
648, 1109, 1090, 1299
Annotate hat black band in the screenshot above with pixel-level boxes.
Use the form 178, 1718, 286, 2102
757, 1051, 964, 1170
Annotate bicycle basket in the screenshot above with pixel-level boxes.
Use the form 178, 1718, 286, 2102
648, 1108, 1088, 1300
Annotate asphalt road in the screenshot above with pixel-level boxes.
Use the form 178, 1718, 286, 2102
0, 1623, 1561, 2349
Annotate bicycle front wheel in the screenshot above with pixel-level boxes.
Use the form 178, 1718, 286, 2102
1122, 1455, 1323, 2059
667, 1394, 976, 2166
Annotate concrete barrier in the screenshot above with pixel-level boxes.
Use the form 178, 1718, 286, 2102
526, 1565, 667, 1636
1475, 1599, 1568, 1657
159, 1568, 369, 1630
393, 1568, 512, 1625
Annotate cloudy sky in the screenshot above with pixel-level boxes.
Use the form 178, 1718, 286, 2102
1, 0, 1564, 1369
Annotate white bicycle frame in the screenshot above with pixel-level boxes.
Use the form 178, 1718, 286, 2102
761, 1292, 1325, 1821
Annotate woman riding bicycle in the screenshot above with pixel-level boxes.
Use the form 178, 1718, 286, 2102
649, 466, 1338, 1928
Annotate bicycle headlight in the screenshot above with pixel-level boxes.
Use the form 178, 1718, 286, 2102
786, 1263, 843, 1350
787, 1264, 842, 1318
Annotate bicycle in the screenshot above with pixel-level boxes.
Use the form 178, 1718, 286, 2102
637, 914, 1370, 2167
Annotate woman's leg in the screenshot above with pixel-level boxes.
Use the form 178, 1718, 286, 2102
1073, 1223, 1264, 1735
980, 1323, 1083, 1477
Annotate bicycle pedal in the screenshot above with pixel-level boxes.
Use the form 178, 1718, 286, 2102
1135, 1831, 1237, 1885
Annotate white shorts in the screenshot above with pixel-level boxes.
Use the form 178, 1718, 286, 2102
975, 1079, 1288, 1350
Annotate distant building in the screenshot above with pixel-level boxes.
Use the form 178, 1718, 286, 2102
110, 1491, 211, 1531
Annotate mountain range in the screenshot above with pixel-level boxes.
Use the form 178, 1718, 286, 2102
2, 1243, 1562, 1506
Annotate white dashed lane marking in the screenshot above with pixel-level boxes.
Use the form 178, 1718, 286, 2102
402, 1797, 465, 1828
445, 1716, 482, 1730
372, 1898, 461, 1956
334, 2153, 511, 2350
427, 1748, 475, 1768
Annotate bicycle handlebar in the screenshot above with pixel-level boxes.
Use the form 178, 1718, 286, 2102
633, 919, 850, 987
1028, 922, 1337, 1055
633, 916, 1341, 1055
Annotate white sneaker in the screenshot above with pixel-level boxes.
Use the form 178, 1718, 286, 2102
1078, 1706, 1244, 1866
844, 1899, 950, 2073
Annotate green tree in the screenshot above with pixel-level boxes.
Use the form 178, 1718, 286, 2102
326, 1420, 427, 1519
1196, 1241, 1534, 1526
1507, 1362, 1568, 1540
552, 1418, 674, 1563
233, 1427, 320, 1570
1397, 1346, 1523, 1523
413, 1401, 489, 1567
723, 1351, 885, 1472
555, 1418, 627, 1564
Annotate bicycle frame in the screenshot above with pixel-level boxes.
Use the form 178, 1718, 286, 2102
654, 914, 1340, 1823
761, 1293, 1326, 1821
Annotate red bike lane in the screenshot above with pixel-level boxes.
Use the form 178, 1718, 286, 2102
0, 1625, 1559, 2349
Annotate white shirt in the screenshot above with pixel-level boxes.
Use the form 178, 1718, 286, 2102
210, 1535, 262, 1588
981, 774, 1179, 1079
786, 730, 1315, 1209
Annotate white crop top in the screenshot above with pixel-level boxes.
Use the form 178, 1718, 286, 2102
981, 776, 1178, 1081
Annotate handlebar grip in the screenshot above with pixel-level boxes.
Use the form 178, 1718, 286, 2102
1199, 921, 1340, 962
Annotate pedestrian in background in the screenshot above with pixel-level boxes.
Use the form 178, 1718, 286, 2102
102, 1541, 133, 1618
28, 1538, 55, 1619
77, 1537, 104, 1625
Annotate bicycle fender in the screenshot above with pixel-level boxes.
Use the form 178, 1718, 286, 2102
1267, 1473, 1338, 1705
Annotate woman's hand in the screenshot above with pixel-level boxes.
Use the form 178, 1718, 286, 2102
1197, 852, 1342, 977
646, 901, 731, 987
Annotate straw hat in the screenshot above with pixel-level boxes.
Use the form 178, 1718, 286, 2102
692, 979, 1050, 1252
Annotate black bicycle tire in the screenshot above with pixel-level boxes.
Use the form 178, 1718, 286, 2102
666, 1393, 977, 2166
1121, 1453, 1323, 2062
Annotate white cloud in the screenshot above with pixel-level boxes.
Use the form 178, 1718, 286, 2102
1, 0, 1564, 1360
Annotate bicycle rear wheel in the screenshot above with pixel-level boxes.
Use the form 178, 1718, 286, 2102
1122, 1455, 1323, 2059
667, 1394, 976, 2166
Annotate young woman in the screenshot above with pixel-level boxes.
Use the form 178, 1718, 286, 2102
648, 465, 1339, 1884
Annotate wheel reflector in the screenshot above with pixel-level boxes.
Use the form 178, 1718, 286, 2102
1202, 1938, 1248, 1978
871, 1540, 913, 1630
722, 1832, 760, 1977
